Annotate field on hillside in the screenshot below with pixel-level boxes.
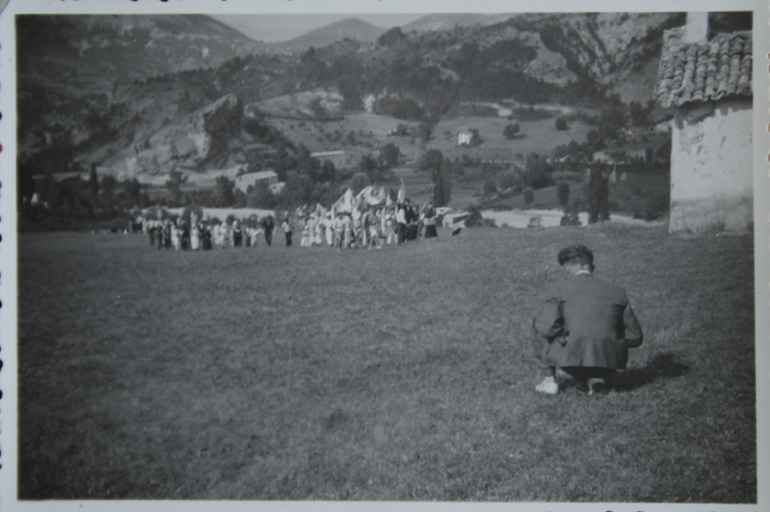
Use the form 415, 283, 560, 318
488, 173, 670, 215
18, 226, 756, 502
272, 114, 422, 162
385, 167, 483, 210
268, 112, 671, 215
271, 113, 594, 165
428, 117, 593, 162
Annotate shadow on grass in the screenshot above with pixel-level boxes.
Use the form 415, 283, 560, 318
612, 351, 690, 392
558, 352, 690, 393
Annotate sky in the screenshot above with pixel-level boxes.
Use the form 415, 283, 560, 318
211, 14, 426, 43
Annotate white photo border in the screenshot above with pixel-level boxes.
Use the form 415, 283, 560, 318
1, 1, 767, 511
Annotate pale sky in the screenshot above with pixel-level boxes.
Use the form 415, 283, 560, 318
211, 13, 426, 43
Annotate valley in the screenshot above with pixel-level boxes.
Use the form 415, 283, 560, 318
17, 12, 686, 225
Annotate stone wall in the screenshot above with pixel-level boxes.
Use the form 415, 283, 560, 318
669, 97, 753, 233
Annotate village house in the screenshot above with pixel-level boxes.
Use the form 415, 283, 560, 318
233, 170, 278, 194
32, 172, 89, 186
268, 182, 285, 195
457, 132, 472, 146
655, 13, 752, 233
310, 150, 350, 169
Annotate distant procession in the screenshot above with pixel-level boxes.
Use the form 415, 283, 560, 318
140, 184, 443, 251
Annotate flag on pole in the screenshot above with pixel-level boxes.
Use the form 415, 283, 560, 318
333, 187, 355, 214
397, 179, 406, 203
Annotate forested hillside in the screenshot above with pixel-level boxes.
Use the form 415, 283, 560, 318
17, 12, 698, 220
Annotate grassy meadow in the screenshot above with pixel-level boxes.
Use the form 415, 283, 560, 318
272, 113, 595, 165
18, 225, 756, 502
427, 116, 593, 162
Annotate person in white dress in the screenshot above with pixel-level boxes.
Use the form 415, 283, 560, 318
212, 224, 224, 248
333, 215, 346, 249
325, 214, 335, 247
314, 216, 324, 246
385, 208, 397, 245
171, 223, 180, 250
369, 209, 382, 249
190, 223, 201, 250
300, 221, 311, 247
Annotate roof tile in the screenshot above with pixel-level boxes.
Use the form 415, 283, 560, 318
655, 29, 752, 108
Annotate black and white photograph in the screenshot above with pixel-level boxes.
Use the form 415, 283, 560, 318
2, 0, 767, 509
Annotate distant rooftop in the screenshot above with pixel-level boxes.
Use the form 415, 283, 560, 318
32, 172, 87, 183
238, 170, 277, 180
311, 150, 345, 157
655, 27, 752, 108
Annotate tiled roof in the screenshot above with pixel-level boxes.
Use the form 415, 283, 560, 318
236, 170, 278, 180
655, 27, 752, 108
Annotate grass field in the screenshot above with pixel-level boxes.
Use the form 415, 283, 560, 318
18, 225, 756, 502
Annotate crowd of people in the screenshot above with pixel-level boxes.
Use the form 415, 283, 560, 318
143, 213, 276, 250
294, 199, 439, 250
140, 199, 440, 251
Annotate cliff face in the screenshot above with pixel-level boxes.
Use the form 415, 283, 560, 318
17, 15, 266, 177
494, 13, 685, 98
124, 94, 244, 178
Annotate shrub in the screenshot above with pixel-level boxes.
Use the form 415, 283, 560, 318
560, 211, 581, 226
523, 187, 534, 206
498, 171, 520, 191
418, 149, 452, 207
522, 153, 554, 189
464, 208, 497, 228
392, 123, 410, 136
482, 180, 497, 199
557, 183, 570, 208
555, 117, 569, 131
503, 123, 520, 139
586, 168, 610, 223
469, 129, 484, 147
377, 27, 406, 46
378, 143, 401, 170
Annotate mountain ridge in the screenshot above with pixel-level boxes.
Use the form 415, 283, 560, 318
17, 15, 265, 91
401, 13, 520, 32
269, 18, 385, 53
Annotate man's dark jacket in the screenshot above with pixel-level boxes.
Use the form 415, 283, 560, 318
533, 273, 643, 369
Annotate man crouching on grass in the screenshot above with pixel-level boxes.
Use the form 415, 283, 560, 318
532, 245, 643, 395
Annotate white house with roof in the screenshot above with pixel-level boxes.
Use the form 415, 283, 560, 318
655, 13, 752, 233
458, 132, 472, 146
234, 170, 278, 194
311, 150, 350, 169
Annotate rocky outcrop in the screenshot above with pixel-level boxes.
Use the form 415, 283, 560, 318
247, 89, 344, 120
126, 94, 243, 176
